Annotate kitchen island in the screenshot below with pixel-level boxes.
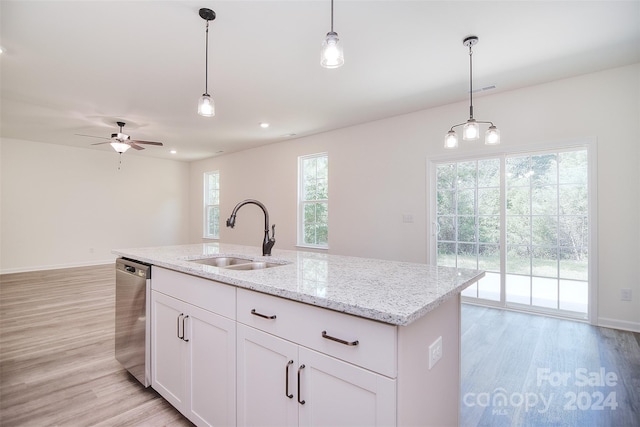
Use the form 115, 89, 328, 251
113, 243, 484, 427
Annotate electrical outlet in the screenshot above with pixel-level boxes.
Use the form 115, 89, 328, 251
429, 336, 443, 370
621, 289, 632, 301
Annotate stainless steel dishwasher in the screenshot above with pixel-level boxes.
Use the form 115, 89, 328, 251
115, 257, 151, 387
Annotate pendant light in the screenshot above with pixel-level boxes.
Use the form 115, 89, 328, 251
321, 0, 344, 68
197, 8, 216, 117
444, 36, 500, 149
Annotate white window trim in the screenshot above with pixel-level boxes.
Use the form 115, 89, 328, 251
426, 137, 598, 325
297, 152, 329, 250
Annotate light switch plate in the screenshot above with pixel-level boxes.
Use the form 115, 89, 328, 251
621, 288, 632, 301
429, 336, 443, 369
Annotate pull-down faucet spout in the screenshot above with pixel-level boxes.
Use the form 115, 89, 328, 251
226, 199, 276, 256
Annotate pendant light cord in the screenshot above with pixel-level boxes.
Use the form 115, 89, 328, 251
468, 44, 474, 120
204, 20, 209, 95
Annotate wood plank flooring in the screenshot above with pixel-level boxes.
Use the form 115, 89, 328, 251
2, 265, 639, 426
461, 304, 640, 427
0, 265, 192, 427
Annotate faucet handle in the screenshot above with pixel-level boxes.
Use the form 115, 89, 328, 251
271, 224, 276, 240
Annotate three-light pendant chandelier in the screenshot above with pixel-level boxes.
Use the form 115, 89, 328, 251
444, 36, 500, 148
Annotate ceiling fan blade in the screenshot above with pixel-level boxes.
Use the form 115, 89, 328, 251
129, 142, 145, 150
130, 140, 163, 146
76, 133, 109, 140
91, 141, 112, 146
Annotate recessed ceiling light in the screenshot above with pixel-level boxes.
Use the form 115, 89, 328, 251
170, 150, 177, 154
259, 122, 270, 129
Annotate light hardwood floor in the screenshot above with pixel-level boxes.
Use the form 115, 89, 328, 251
2, 265, 638, 426
0, 264, 192, 427
461, 304, 640, 427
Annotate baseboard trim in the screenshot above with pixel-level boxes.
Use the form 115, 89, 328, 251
0, 258, 116, 275
598, 317, 640, 333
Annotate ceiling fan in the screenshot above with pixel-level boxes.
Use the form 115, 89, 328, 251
79, 121, 163, 153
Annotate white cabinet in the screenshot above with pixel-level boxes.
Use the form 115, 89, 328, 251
237, 324, 298, 427
151, 267, 236, 427
151, 267, 462, 427
237, 290, 396, 427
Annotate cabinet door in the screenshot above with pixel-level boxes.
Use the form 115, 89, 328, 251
151, 291, 188, 410
186, 304, 237, 427
237, 324, 298, 427
298, 347, 396, 427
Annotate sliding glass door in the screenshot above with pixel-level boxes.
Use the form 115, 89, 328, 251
433, 147, 590, 319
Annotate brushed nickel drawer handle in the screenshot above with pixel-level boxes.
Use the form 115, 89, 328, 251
322, 330, 359, 346
251, 309, 276, 320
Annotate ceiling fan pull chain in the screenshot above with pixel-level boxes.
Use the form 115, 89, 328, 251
118, 152, 123, 170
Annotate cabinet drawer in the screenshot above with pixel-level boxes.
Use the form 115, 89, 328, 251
237, 288, 397, 378
152, 266, 235, 319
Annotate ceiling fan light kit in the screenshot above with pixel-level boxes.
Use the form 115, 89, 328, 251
444, 36, 500, 149
321, 0, 344, 69
198, 8, 216, 117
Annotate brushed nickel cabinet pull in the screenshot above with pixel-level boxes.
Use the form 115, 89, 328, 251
182, 315, 189, 342
177, 313, 184, 340
251, 309, 276, 320
285, 360, 294, 398
297, 364, 306, 405
321, 330, 359, 346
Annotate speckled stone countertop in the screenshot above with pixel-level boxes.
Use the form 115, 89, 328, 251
113, 243, 484, 326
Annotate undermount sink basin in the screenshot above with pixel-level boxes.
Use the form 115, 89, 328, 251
188, 256, 287, 271
188, 256, 252, 267
222, 261, 285, 270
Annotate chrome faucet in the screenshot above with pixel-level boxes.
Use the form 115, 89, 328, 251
226, 199, 276, 256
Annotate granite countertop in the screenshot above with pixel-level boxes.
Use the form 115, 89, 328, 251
113, 243, 484, 326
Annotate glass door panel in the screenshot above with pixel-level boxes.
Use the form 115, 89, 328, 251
435, 148, 589, 319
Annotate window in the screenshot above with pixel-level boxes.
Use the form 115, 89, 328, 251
204, 171, 220, 239
432, 146, 592, 320
298, 153, 328, 248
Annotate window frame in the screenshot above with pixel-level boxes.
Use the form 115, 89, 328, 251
203, 170, 220, 239
297, 152, 329, 249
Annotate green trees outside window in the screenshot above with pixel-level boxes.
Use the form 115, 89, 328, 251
299, 153, 328, 247
435, 148, 589, 317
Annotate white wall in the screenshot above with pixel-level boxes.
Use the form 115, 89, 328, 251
0, 138, 190, 273
190, 64, 640, 331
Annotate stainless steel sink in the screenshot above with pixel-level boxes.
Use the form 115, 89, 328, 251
188, 256, 252, 267
187, 256, 287, 270
222, 261, 285, 270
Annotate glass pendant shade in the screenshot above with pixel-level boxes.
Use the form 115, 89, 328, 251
444, 131, 459, 149
321, 32, 344, 68
198, 94, 215, 117
463, 119, 480, 141
111, 142, 131, 153
485, 125, 501, 145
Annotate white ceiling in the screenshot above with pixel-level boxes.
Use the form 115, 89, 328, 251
2, 1, 639, 161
